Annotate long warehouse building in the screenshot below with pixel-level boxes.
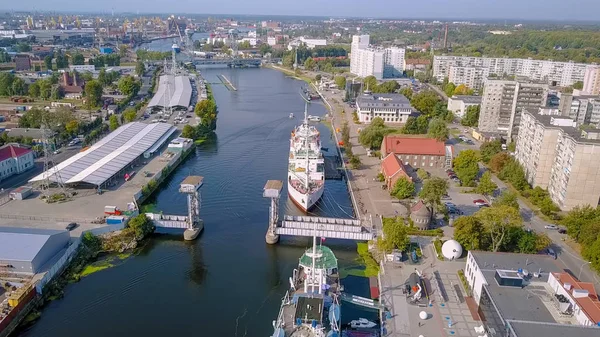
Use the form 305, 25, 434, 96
148, 75, 192, 110
29, 122, 176, 188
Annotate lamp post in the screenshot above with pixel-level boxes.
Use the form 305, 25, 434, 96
579, 261, 592, 280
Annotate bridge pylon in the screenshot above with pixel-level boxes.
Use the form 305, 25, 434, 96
263, 180, 283, 244
180, 176, 204, 240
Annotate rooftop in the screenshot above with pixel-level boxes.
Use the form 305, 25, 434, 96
148, 75, 192, 109
552, 272, 600, 324
6, 128, 48, 140
524, 110, 600, 144
471, 251, 563, 283
0, 144, 31, 161
0, 226, 67, 262
299, 246, 338, 270
381, 153, 410, 180
356, 93, 411, 109
452, 95, 482, 104
507, 320, 600, 337
381, 135, 446, 156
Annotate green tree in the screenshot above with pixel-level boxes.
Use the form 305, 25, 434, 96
427, 117, 448, 141
72, 53, 85, 65
50, 85, 63, 100
419, 177, 448, 212
378, 217, 410, 253
390, 177, 415, 199
454, 216, 488, 250
416, 168, 429, 181
334, 76, 346, 90
39, 80, 52, 100
304, 57, 316, 71
11, 77, 26, 96
453, 149, 480, 186
444, 82, 456, 97
561, 205, 599, 242
399, 87, 413, 100
373, 81, 399, 93
461, 105, 480, 127
109, 115, 120, 131
476, 171, 498, 196
117, 76, 140, 97
498, 159, 528, 191
363, 75, 378, 91
573, 81, 584, 90
475, 205, 523, 252
195, 98, 218, 131
84, 80, 103, 108
65, 120, 79, 135
135, 61, 146, 76
489, 152, 511, 173
358, 117, 390, 149
126, 214, 155, 240
123, 108, 137, 123
182, 124, 197, 139
0, 72, 15, 96
453, 84, 472, 95
583, 237, 600, 273
401, 115, 428, 134
479, 140, 503, 163
493, 191, 519, 210
28, 81, 40, 97
315, 74, 322, 81
411, 90, 440, 116
44, 55, 53, 70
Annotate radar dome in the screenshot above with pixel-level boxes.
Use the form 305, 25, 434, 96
419, 311, 428, 320
441, 240, 463, 260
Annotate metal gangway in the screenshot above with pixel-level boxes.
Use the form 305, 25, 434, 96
277, 215, 375, 241
340, 293, 385, 310
147, 213, 188, 228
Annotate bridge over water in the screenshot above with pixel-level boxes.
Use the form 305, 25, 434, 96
192, 57, 262, 68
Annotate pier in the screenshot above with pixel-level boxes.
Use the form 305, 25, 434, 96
217, 74, 237, 91
263, 180, 375, 244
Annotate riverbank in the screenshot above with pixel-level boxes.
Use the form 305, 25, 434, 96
265, 64, 316, 85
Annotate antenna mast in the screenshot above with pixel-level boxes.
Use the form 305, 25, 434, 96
40, 115, 68, 199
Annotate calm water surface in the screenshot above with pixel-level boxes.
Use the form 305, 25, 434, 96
18, 68, 375, 337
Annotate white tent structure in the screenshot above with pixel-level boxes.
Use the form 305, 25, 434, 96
148, 75, 192, 110
441, 240, 463, 260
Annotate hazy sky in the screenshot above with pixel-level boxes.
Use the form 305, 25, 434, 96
8, 0, 600, 21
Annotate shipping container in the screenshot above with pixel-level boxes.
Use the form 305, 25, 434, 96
106, 215, 125, 225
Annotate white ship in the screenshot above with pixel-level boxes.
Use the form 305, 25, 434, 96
288, 104, 324, 212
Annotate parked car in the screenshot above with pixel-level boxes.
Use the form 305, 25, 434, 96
558, 228, 567, 234
544, 224, 559, 230
478, 204, 490, 208
444, 202, 457, 208
441, 194, 451, 200
448, 208, 463, 215
66, 222, 78, 231
473, 199, 489, 206
547, 248, 557, 259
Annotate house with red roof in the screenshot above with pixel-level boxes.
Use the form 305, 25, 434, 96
380, 153, 411, 190
0, 144, 34, 182
380, 135, 453, 169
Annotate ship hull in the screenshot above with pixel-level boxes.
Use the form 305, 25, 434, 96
288, 179, 324, 212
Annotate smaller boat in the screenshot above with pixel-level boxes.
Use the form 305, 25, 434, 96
307, 115, 321, 122
350, 318, 377, 329
289, 113, 294, 119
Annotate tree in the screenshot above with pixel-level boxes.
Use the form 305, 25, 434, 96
259, 43, 272, 55
573, 81, 584, 90
453, 216, 488, 250
44, 55, 53, 70
304, 57, 316, 71
358, 117, 390, 149
583, 237, 600, 273
0, 72, 15, 96
489, 152, 511, 173
84, 80, 103, 108
498, 159, 528, 191
518, 231, 551, 254
50, 85, 63, 100
419, 177, 448, 212
11, 77, 26, 96
479, 140, 503, 163
118, 76, 140, 97
72, 53, 84, 65
39, 80, 52, 100
475, 205, 522, 252
411, 90, 441, 116
539, 197, 560, 216
195, 99, 218, 131
109, 115, 120, 131
476, 171, 498, 196
126, 214, 155, 240
55, 52, 68, 69
334, 76, 346, 90
399, 87, 413, 100
28, 81, 40, 97
65, 120, 79, 135
390, 177, 415, 199
135, 61, 146, 76
416, 168, 429, 181
363, 75, 378, 91
453, 84, 472, 95
453, 150, 480, 186
444, 82, 456, 97
373, 81, 399, 93
461, 105, 480, 127
561, 205, 599, 242
378, 217, 410, 253
427, 118, 448, 141
123, 108, 137, 123
315, 74, 322, 81
182, 124, 197, 139
493, 190, 519, 210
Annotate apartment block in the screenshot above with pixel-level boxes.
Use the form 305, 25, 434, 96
583, 65, 600, 95
515, 111, 600, 210
448, 66, 489, 90
447, 95, 482, 118
350, 35, 405, 80
569, 95, 600, 125
433, 55, 592, 87
478, 79, 549, 139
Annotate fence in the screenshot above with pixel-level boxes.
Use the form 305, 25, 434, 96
0, 213, 95, 224
35, 223, 125, 294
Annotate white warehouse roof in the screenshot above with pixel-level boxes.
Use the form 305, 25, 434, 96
30, 122, 176, 187
148, 75, 192, 109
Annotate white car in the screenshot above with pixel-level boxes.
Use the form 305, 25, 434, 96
545, 225, 559, 230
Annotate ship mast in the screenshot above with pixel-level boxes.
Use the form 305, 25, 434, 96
304, 102, 310, 188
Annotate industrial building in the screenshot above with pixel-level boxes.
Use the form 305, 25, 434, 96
148, 75, 192, 111
0, 227, 70, 275
465, 251, 600, 337
29, 122, 176, 189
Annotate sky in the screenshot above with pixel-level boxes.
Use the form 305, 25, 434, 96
7, 0, 600, 22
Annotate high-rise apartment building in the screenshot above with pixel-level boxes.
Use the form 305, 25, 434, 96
569, 95, 600, 125
583, 65, 600, 95
433, 55, 591, 88
516, 111, 600, 210
478, 79, 549, 139
350, 35, 405, 80
448, 66, 489, 90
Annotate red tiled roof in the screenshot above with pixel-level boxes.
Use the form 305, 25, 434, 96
382, 135, 446, 156
0, 145, 32, 162
62, 85, 84, 94
381, 153, 410, 180
553, 272, 600, 324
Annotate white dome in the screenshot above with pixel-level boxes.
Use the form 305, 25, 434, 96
442, 240, 463, 260
419, 311, 428, 320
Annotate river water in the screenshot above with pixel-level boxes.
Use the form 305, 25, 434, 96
18, 66, 376, 336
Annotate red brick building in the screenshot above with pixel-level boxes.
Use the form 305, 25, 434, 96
381, 153, 411, 190
380, 135, 453, 169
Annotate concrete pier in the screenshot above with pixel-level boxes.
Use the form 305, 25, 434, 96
263, 180, 283, 244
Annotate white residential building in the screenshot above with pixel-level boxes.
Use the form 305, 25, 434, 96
267, 36, 277, 46
448, 66, 489, 90
350, 35, 370, 75
350, 35, 405, 80
583, 65, 600, 95
0, 145, 34, 182
447, 95, 482, 118
287, 36, 327, 50
383, 47, 405, 78
434, 55, 592, 88
356, 93, 412, 124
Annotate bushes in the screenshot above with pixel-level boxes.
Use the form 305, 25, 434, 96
458, 269, 472, 296
352, 111, 360, 124
407, 228, 444, 237
390, 177, 415, 199
433, 239, 444, 260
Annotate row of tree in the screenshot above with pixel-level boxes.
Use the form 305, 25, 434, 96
182, 85, 219, 141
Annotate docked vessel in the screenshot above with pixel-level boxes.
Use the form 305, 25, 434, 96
172, 43, 181, 53
288, 104, 325, 211
271, 234, 341, 337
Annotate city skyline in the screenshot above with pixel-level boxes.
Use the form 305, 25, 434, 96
6, 0, 600, 22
